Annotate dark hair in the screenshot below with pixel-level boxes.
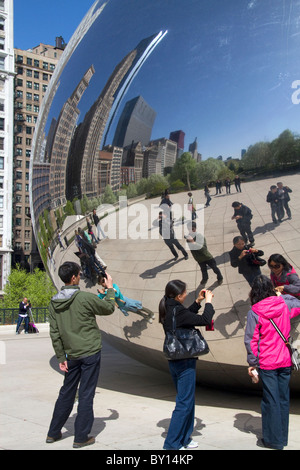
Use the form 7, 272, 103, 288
233, 235, 244, 245
187, 221, 197, 231
268, 253, 291, 271
232, 201, 241, 208
249, 275, 277, 305
159, 280, 186, 324
58, 261, 81, 284
98, 273, 106, 284
270, 185, 277, 190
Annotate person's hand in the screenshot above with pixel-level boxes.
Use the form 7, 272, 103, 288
275, 285, 284, 293
105, 273, 113, 289
196, 289, 206, 303
59, 361, 68, 373
248, 366, 256, 377
204, 289, 214, 303
238, 250, 248, 260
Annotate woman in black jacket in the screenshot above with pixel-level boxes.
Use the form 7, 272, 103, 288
159, 280, 214, 450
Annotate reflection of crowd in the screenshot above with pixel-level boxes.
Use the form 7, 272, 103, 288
46, 179, 299, 451
158, 180, 300, 451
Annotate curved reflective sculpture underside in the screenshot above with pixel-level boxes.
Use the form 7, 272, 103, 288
30, 0, 300, 391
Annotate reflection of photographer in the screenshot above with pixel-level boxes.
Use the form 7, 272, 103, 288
229, 236, 266, 286
16, 297, 30, 335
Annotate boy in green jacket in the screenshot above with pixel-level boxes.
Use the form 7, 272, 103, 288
46, 261, 115, 449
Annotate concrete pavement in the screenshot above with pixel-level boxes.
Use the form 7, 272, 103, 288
0, 325, 300, 451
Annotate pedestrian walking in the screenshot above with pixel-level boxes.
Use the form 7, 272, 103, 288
92, 209, 106, 242
231, 201, 255, 246
186, 221, 223, 285
159, 280, 215, 450
16, 297, 30, 335
244, 275, 300, 450
266, 185, 281, 224
158, 212, 188, 260
234, 175, 242, 192
277, 182, 292, 220
46, 261, 115, 448
204, 185, 211, 207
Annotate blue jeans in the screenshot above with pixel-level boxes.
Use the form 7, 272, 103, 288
48, 351, 101, 443
16, 315, 29, 333
164, 358, 197, 450
259, 367, 292, 449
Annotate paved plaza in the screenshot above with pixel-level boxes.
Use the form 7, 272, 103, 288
1, 174, 300, 451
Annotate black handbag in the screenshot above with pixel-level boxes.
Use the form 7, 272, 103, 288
163, 307, 209, 360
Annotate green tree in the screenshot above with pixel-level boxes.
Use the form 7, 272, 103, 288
170, 152, 197, 190
0, 266, 56, 308
102, 185, 117, 204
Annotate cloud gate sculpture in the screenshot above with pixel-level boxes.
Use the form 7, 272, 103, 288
30, 0, 300, 391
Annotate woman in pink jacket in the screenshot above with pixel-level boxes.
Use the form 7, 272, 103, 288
244, 275, 300, 450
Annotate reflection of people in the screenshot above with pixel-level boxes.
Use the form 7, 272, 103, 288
244, 275, 300, 450
225, 178, 231, 194
187, 192, 197, 219
46, 261, 115, 448
234, 175, 242, 192
158, 212, 188, 260
231, 201, 254, 246
92, 209, 106, 241
266, 185, 281, 224
86, 217, 98, 244
229, 236, 265, 286
16, 297, 30, 335
97, 274, 154, 322
204, 185, 211, 207
57, 230, 65, 250
268, 254, 300, 298
159, 280, 214, 450
277, 182, 292, 220
186, 221, 223, 285
215, 179, 222, 195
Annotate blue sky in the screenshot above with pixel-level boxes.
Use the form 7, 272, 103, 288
14, 0, 300, 160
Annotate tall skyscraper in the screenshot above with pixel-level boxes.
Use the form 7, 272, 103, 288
0, 0, 14, 292
14, 40, 64, 270
169, 130, 185, 159
112, 95, 156, 148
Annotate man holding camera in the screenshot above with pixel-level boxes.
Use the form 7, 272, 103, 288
16, 297, 30, 335
229, 236, 265, 286
231, 201, 255, 246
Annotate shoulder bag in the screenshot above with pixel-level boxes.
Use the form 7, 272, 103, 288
269, 319, 300, 371
163, 307, 209, 360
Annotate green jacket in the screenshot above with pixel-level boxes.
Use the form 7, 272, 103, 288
187, 232, 213, 263
48, 285, 115, 363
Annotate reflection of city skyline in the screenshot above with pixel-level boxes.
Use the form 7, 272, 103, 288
32, 31, 168, 222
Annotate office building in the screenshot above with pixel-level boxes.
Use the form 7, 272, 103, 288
169, 129, 185, 159
13, 40, 64, 270
113, 95, 156, 148
0, 0, 13, 292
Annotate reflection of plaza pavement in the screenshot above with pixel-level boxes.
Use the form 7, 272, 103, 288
52, 174, 300, 391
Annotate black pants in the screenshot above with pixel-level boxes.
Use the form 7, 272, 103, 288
237, 222, 254, 244
164, 238, 188, 258
48, 351, 101, 443
198, 258, 222, 282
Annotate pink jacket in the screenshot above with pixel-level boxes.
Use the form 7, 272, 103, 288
244, 295, 300, 370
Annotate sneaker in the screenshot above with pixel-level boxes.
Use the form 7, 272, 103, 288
73, 436, 95, 449
179, 440, 199, 450
184, 255, 189, 260
46, 432, 62, 444
217, 277, 223, 285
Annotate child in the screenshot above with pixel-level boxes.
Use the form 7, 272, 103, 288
97, 274, 155, 323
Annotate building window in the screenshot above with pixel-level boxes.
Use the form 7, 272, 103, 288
0, 157, 4, 169
0, 117, 4, 130
0, 195, 3, 208
26, 81, 32, 89
26, 69, 32, 77
0, 137, 4, 149
27, 57, 32, 66
0, 57, 5, 70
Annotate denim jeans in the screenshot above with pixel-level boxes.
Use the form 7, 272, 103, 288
164, 358, 197, 450
48, 351, 101, 443
259, 367, 292, 449
16, 315, 29, 333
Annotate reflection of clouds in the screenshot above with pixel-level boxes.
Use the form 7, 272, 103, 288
247, 0, 258, 9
